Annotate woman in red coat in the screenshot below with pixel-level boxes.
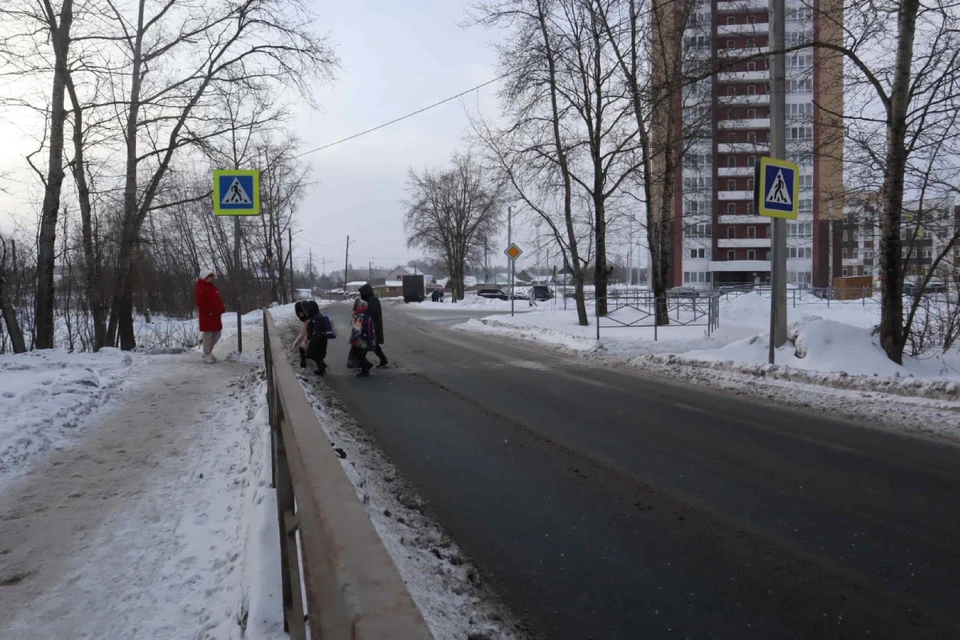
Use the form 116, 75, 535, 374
195, 267, 225, 363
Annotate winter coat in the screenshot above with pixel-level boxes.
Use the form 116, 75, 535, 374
358, 284, 385, 345
195, 279, 225, 332
349, 312, 377, 350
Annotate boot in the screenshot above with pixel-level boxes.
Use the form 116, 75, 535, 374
314, 362, 326, 377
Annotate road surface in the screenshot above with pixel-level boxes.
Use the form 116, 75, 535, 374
321, 302, 960, 640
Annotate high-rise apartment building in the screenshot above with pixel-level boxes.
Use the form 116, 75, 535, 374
661, 0, 844, 289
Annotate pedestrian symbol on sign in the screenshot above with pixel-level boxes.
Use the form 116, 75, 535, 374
222, 178, 252, 205
766, 169, 791, 206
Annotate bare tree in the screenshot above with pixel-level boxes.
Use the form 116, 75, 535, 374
0, 235, 28, 353
96, 0, 337, 350
404, 154, 503, 300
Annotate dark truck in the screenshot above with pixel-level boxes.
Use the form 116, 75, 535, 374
402, 275, 426, 303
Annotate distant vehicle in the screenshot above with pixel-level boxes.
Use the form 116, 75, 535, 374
667, 287, 699, 298
530, 285, 553, 301
402, 275, 426, 303
477, 288, 509, 300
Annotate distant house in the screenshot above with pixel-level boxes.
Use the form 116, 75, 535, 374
376, 280, 403, 298
346, 281, 368, 295
386, 266, 410, 281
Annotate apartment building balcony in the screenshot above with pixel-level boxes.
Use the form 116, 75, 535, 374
717, 70, 770, 83
718, 215, 770, 224
720, 46, 770, 59
718, 118, 771, 130
718, 238, 771, 249
717, 167, 755, 177
717, 0, 768, 12
717, 142, 769, 154
718, 94, 770, 106
710, 260, 771, 272
717, 23, 769, 37
718, 190, 754, 201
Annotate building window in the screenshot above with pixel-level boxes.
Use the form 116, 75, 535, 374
727, 39, 736, 49
728, 227, 736, 239
684, 222, 712, 238
747, 85, 757, 95
684, 272, 690, 283
922, 248, 933, 259
728, 16, 736, 25
748, 226, 756, 239
842, 268, 848, 277
799, 174, 813, 189
727, 202, 736, 214
747, 250, 757, 260
728, 86, 737, 96
747, 108, 756, 119
747, 132, 757, 143
747, 61, 756, 72
690, 248, 706, 259
728, 156, 736, 167
728, 250, 736, 260
842, 248, 848, 259
747, 38, 756, 48
748, 15, 756, 25
747, 155, 756, 167
842, 230, 848, 242
727, 179, 736, 191
864, 267, 873, 276
747, 178, 754, 190
746, 202, 754, 215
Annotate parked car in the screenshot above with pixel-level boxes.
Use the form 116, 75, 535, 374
530, 285, 553, 301
477, 288, 509, 300
667, 287, 699, 298
904, 281, 947, 297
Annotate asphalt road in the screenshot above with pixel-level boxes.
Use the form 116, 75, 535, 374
321, 302, 960, 640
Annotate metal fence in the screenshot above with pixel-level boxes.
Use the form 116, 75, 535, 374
263, 311, 433, 640
594, 292, 721, 340
718, 286, 879, 307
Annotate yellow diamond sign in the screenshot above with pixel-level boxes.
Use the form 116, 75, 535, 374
504, 243, 523, 261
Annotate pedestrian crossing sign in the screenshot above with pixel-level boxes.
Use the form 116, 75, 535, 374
213, 170, 260, 216
754, 157, 799, 220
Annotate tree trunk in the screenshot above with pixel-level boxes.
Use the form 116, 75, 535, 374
879, 0, 921, 365
65, 73, 107, 351
594, 196, 608, 316
34, 0, 74, 349
0, 249, 27, 353
106, 0, 146, 351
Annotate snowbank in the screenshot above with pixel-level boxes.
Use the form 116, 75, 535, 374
458, 292, 960, 400
0, 348, 132, 477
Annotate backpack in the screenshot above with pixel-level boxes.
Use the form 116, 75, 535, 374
360, 314, 376, 346
310, 313, 336, 339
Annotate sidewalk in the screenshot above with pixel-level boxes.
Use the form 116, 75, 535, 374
0, 332, 284, 639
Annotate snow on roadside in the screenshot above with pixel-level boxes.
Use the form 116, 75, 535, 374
0, 348, 132, 478
296, 375, 529, 640
461, 317, 600, 353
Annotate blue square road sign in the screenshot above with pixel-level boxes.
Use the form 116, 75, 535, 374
753, 157, 799, 220
213, 170, 260, 216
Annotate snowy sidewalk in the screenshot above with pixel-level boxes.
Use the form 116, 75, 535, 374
0, 334, 283, 639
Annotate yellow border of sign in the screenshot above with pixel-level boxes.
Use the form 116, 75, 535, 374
213, 169, 261, 216
756, 157, 800, 220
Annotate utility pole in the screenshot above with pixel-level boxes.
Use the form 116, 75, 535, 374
369, 261, 372, 283
234, 216, 242, 354
508, 206, 515, 317
768, 0, 788, 364
308, 248, 314, 292
288, 227, 294, 303
344, 235, 350, 293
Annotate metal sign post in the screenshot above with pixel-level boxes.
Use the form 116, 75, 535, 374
213, 169, 261, 353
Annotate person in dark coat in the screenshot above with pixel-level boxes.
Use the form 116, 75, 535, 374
358, 284, 388, 367
294, 300, 329, 376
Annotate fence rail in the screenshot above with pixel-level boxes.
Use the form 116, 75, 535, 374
595, 293, 720, 340
263, 310, 433, 640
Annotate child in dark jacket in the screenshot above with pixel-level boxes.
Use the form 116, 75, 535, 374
295, 300, 331, 376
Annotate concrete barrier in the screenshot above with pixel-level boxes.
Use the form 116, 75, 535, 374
263, 310, 433, 640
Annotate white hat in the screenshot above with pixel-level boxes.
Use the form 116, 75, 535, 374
199, 267, 216, 279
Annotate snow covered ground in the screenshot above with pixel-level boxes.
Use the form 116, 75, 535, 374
0, 313, 286, 639
458, 292, 960, 440
272, 314, 527, 640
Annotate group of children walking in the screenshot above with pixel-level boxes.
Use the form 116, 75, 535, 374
293, 283, 388, 379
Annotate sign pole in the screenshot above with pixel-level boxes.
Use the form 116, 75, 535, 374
508, 207, 514, 317
768, 0, 788, 363
235, 216, 243, 354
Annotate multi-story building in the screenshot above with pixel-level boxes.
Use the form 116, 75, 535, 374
841, 196, 960, 281
661, 0, 844, 290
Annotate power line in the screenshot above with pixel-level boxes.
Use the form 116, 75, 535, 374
293, 73, 508, 159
